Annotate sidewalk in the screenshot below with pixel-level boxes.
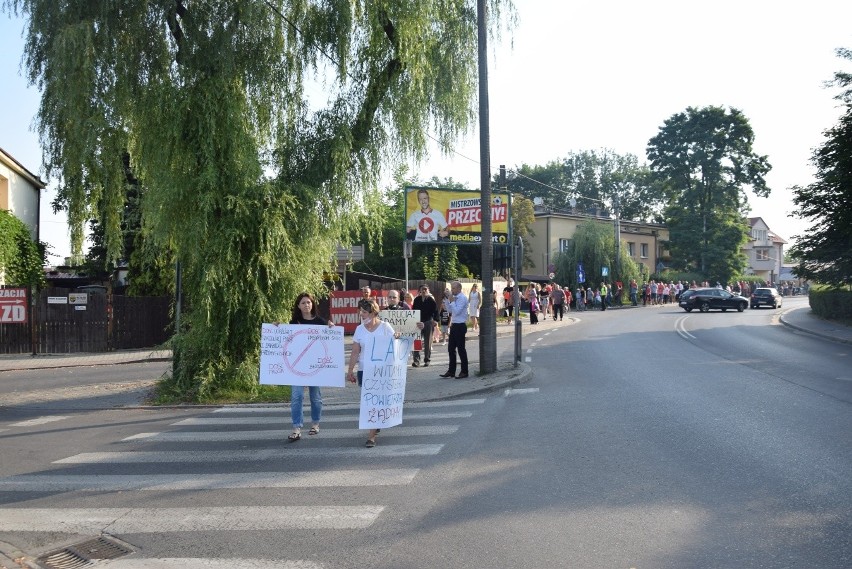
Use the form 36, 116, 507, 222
2, 305, 847, 405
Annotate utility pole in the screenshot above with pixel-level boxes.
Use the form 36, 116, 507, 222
477, 0, 496, 374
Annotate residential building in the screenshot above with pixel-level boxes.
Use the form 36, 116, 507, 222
743, 217, 786, 284
0, 147, 45, 243
526, 207, 669, 281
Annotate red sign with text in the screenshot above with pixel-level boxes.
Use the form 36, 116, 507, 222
0, 288, 28, 324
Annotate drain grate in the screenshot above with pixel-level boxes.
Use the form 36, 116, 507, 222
36, 535, 133, 569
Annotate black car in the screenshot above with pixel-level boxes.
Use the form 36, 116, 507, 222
750, 287, 782, 309
678, 288, 749, 313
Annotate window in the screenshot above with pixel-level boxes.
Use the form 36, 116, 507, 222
756, 249, 770, 261
627, 242, 635, 256
559, 238, 572, 253
640, 243, 648, 258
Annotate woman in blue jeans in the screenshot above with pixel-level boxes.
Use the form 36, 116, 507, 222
287, 292, 334, 442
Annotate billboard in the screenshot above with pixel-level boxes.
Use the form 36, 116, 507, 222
404, 186, 511, 246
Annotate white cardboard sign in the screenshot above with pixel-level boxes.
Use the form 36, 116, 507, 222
259, 323, 345, 387
358, 335, 413, 429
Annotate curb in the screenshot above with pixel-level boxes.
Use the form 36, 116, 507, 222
408, 362, 534, 403
779, 310, 852, 345
0, 540, 27, 569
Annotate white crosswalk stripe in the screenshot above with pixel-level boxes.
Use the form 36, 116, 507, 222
172, 411, 472, 425
0, 506, 384, 532
1, 399, 483, 566
55, 444, 445, 463
122, 425, 459, 442
0, 469, 419, 491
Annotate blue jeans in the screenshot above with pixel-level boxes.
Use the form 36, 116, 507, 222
291, 386, 322, 428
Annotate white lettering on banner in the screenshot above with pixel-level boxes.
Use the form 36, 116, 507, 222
330, 297, 361, 308
446, 204, 508, 228
0, 304, 26, 323
0, 289, 26, 298
259, 323, 345, 387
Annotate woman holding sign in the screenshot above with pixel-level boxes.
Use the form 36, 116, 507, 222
287, 292, 333, 442
347, 298, 395, 448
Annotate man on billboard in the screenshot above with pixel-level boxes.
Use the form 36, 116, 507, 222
406, 188, 449, 242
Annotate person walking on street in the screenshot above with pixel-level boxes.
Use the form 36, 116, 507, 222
503, 279, 515, 324
287, 292, 334, 442
412, 285, 438, 367
347, 298, 396, 448
468, 283, 481, 333
440, 280, 469, 379
600, 282, 608, 311
551, 284, 565, 321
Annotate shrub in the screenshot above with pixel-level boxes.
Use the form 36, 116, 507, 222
809, 288, 852, 323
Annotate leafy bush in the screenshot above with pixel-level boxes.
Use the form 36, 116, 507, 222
809, 288, 852, 323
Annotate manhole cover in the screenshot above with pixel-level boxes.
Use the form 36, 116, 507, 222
36, 535, 133, 569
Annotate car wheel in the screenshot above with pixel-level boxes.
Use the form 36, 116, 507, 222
737, 302, 746, 312
772, 302, 777, 309
684, 307, 692, 312
699, 302, 710, 313
722, 308, 727, 312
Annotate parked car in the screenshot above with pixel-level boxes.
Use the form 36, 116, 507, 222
750, 287, 782, 309
678, 288, 749, 313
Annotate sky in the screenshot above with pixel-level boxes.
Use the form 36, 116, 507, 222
2, 0, 851, 263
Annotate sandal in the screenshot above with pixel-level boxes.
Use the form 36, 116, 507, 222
365, 439, 376, 448
287, 431, 301, 442
308, 426, 319, 435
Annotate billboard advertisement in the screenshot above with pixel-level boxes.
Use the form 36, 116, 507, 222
404, 186, 511, 246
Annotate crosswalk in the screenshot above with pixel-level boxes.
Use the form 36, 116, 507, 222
0, 398, 485, 567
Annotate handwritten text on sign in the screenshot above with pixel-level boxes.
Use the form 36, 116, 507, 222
359, 335, 413, 429
259, 323, 345, 387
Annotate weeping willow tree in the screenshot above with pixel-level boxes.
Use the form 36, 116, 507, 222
553, 220, 638, 291
8, 0, 514, 399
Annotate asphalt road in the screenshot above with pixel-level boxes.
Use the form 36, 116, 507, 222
1, 296, 850, 568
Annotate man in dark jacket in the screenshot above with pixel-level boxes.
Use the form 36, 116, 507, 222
412, 285, 438, 367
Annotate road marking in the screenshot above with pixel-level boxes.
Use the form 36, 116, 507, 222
174, 412, 472, 425
0, 506, 384, 532
55, 444, 445, 463
675, 316, 696, 340
0, 469, 419, 491
101, 560, 322, 569
212, 399, 485, 413
122, 425, 459, 442
525, 356, 531, 362
526, 349, 533, 353
9, 416, 69, 427
504, 388, 539, 397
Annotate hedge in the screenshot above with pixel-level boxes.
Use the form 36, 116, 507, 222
809, 289, 852, 322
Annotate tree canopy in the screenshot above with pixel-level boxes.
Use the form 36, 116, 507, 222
8, 0, 515, 399
508, 149, 661, 223
790, 48, 852, 288
647, 106, 771, 284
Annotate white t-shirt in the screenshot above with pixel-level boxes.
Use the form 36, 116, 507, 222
352, 320, 395, 371
407, 209, 449, 241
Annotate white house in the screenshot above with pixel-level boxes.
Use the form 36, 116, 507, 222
0, 146, 45, 243
744, 217, 786, 284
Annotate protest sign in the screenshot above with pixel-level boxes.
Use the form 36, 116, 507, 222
259, 323, 345, 387
379, 309, 419, 334
358, 335, 413, 429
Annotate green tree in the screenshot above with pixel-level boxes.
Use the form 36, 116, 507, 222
553, 220, 612, 289
10, 0, 515, 400
790, 48, 852, 289
508, 150, 662, 222
0, 210, 45, 288
647, 106, 771, 284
